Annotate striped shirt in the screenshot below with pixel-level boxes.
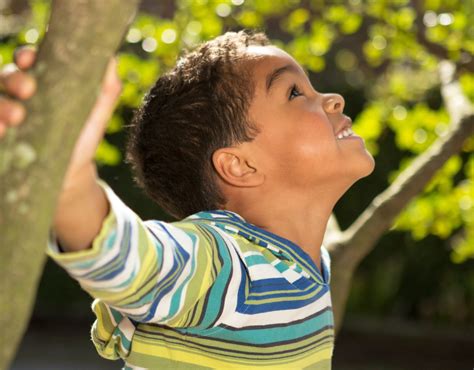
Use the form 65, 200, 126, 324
47, 180, 334, 369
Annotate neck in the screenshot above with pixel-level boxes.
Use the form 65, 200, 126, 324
225, 181, 351, 271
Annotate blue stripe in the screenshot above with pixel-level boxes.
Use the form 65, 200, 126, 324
240, 284, 329, 314
203, 309, 334, 344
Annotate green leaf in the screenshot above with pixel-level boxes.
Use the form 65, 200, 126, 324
283, 8, 310, 34
95, 139, 122, 166
340, 13, 362, 34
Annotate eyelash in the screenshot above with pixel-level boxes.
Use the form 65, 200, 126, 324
289, 84, 302, 100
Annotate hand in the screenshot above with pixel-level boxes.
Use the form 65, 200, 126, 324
0, 46, 37, 138
0, 46, 122, 191
62, 56, 122, 190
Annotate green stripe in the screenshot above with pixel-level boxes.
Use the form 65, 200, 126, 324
245, 254, 268, 266
134, 326, 333, 363
246, 284, 323, 304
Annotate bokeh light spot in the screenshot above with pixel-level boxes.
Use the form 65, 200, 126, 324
423, 11, 437, 27
438, 13, 454, 26
142, 37, 157, 52
186, 21, 202, 35
393, 105, 407, 120
335, 49, 357, 71
459, 195, 472, 211
372, 35, 387, 50
25, 29, 39, 44
414, 128, 427, 144
216, 3, 232, 17
161, 29, 177, 44
126, 28, 141, 43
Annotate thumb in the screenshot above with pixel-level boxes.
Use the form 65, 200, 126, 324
85, 57, 121, 135
101, 57, 122, 98
68, 58, 121, 167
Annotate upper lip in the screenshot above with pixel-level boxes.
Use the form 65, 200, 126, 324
335, 116, 352, 137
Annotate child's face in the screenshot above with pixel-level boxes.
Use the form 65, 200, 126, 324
243, 45, 375, 192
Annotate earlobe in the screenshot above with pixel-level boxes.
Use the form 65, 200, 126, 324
212, 148, 264, 188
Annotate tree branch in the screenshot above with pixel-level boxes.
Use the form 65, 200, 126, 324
341, 62, 473, 265
329, 62, 474, 332
323, 213, 342, 248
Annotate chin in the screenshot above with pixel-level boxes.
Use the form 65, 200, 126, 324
358, 153, 376, 178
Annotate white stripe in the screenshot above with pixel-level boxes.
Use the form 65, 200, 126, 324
118, 316, 136, 341
209, 226, 244, 327
247, 264, 282, 280
282, 268, 302, 283
148, 224, 200, 322
78, 207, 142, 290
220, 289, 332, 328
243, 251, 262, 257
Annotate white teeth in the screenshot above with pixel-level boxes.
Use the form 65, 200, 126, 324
337, 127, 354, 139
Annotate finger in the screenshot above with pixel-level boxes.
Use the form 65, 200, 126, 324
0, 69, 37, 100
13, 46, 37, 71
0, 122, 6, 138
85, 86, 119, 135
0, 97, 26, 126
0, 64, 17, 94
101, 57, 122, 96
67, 58, 122, 167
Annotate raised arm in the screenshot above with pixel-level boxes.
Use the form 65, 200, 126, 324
1, 48, 224, 328
52, 55, 121, 251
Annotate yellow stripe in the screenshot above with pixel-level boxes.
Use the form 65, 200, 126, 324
131, 339, 332, 369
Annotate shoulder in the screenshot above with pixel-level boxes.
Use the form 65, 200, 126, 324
140, 210, 240, 252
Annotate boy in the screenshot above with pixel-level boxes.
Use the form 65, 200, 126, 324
1, 30, 375, 369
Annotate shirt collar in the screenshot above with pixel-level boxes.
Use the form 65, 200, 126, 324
185, 209, 328, 284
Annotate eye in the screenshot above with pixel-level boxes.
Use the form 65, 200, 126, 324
289, 84, 302, 100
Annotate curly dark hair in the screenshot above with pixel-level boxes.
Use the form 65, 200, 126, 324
126, 30, 270, 219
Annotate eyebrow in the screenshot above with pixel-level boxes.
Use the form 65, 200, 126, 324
265, 64, 309, 94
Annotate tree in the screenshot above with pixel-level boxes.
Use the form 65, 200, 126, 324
1, 0, 473, 367
0, 1, 140, 368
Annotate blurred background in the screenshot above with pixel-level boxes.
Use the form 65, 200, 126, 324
1, 0, 473, 369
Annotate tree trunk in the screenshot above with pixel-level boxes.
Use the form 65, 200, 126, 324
0, 1, 139, 368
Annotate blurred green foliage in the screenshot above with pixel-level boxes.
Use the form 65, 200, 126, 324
1, 0, 473, 323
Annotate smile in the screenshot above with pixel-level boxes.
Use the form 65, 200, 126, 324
336, 127, 355, 139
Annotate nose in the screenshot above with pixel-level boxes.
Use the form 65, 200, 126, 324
322, 93, 345, 114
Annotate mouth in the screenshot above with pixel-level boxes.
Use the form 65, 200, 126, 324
335, 116, 358, 140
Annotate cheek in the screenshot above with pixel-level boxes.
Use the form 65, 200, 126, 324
256, 112, 337, 177
287, 112, 336, 159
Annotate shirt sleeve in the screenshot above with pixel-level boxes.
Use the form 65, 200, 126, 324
46, 179, 221, 327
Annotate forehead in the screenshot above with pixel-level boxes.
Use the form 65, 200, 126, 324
246, 45, 295, 66
245, 45, 307, 88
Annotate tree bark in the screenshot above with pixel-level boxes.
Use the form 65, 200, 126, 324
0, 1, 139, 368
328, 62, 474, 333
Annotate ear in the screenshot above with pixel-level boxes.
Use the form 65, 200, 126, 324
212, 147, 264, 188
